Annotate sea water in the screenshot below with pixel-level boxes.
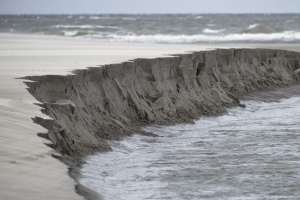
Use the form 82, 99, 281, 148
1, 14, 300, 43
79, 85, 300, 200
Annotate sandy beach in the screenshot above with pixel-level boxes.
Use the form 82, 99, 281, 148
0, 33, 224, 200
0, 33, 299, 200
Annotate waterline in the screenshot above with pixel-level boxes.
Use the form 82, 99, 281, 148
79, 85, 300, 200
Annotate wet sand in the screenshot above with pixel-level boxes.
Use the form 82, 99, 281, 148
0, 33, 299, 199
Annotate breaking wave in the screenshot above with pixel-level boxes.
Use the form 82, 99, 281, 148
88, 31, 300, 43
242, 23, 275, 34
202, 28, 225, 34
122, 17, 137, 21
90, 16, 100, 20
3, 14, 300, 44
194, 15, 203, 19
52, 25, 121, 29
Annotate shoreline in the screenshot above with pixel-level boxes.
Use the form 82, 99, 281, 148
24, 47, 300, 161
0, 33, 222, 200
0, 33, 300, 200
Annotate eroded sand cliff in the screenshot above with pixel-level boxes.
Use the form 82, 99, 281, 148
24, 48, 300, 165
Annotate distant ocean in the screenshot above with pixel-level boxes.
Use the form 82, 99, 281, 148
1, 14, 300, 43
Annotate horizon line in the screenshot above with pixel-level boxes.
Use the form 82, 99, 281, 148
0, 12, 299, 15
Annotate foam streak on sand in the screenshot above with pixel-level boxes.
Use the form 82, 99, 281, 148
1, 33, 300, 200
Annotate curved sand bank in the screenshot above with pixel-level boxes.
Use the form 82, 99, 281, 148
24, 48, 300, 165
1, 33, 300, 199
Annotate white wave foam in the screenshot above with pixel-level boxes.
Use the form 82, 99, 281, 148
207, 24, 215, 27
248, 23, 259, 29
194, 16, 203, 19
202, 28, 224, 34
122, 17, 136, 21
90, 16, 100, 20
52, 25, 121, 29
244, 23, 275, 34
64, 31, 78, 36
92, 31, 300, 43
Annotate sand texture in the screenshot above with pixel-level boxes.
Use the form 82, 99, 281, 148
25, 49, 300, 166
1, 33, 300, 199
0, 33, 230, 200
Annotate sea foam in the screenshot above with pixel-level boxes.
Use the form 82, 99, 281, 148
52, 25, 121, 29
90, 31, 300, 43
202, 28, 225, 34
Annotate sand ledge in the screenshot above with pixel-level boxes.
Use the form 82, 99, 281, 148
23, 48, 300, 170
2, 33, 300, 200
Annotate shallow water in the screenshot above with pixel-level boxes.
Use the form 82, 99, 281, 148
79, 85, 300, 200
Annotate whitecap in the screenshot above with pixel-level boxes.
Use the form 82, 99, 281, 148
67, 15, 73, 19
122, 17, 136, 21
64, 31, 78, 36
53, 25, 104, 29
248, 23, 260, 29
93, 31, 300, 43
90, 16, 100, 20
52, 25, 121, 29
207, 24, 215, 27
202, 28, 225, 34
195, 16, 203, 19
244, 23, 275, 34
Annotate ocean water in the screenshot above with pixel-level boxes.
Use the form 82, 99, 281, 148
1, 14, 300, 43
79, 84, 300, 200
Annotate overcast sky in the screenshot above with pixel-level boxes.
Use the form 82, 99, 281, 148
0, 0, 299, 14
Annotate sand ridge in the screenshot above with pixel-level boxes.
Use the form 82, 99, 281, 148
1, 33, 300, 199
0, 33, 224, 200
24, 48, 300, 167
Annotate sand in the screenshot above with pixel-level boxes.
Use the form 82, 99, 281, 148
0, 33, 218, 200
0, 33, 299, 200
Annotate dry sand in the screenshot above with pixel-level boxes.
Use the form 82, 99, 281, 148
0, 33, 299, 200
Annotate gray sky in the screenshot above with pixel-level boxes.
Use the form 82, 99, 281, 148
0, 0, 299, 14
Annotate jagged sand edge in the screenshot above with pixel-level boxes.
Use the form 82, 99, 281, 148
1, 33, 300, 200
24, 48, 300, 169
